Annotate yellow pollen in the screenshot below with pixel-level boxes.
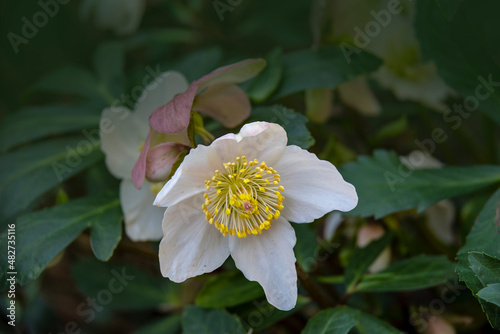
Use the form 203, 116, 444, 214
201, 156, 285, 239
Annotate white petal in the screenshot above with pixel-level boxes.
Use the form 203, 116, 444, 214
212, 122, 287, 164
87, 0, 145, 36
373, 65, 453, 112
119, 179, 164, 241
369, 248, 391, 273
275, 146, 358, 223
425, 200, 455, 245
159, 195, 230, 282
400, 150, 443, 170
110, 0, 145, 36
229, 217, 297, 311
237, 122, 288, 166
135, 71, 189, 125
100, 106, 144, 179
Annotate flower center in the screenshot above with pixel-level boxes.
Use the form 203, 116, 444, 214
202, 156, 284, 238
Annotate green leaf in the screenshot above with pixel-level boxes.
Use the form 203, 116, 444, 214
345, 232, 393, 292
302, 306, 358, 334
477, 284, 500, 307
435, 0, 465, 20
73, 260, 177, 311
0, 194, 122, 289
356, 255, 456, 292
85, 163, 121, 196
272, 45, 381, 99
354, 309, 403, 334
340, 150, 500, 218
182, 306, 246, 334
0, 105, 101, 153
457, 188, 500, 329
93, 41, 125, 99
89, 210, 123, 262
134, 315, 182, 334
317, 276, 345, 284
196, 271, 264, 308
249, 105, 315, 149
127, 28, 197, 49
0, 135, 103, 223
416, 0, 500, 125
294, 224, 318, 272
247, 47, 283, 103
173, 47, 223, 82
245, 296, 309, 331
468, 252, 500, 287
93, 41, 125, 85
371, 116, 408, 144
303, 306, 402, 334
30, 65, 102, 100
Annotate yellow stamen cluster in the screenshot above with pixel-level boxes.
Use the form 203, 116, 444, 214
202, 156, 285, 238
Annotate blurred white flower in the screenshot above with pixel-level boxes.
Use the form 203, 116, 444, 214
400, 150, 455, 245
356, 224, 391, 273
154, 122, 358, 310
100, 71, 190, 241
331, 0, 453, 112
80, 0, 145, 36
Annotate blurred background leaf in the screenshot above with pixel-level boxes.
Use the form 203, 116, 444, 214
416, 0, 500, 125
341, 150, 500, 218
0, 135, 103, 224
182, 306, 246, 334
0, 193, 121, 289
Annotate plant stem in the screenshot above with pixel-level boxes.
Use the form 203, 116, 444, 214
296, 264, 335, 309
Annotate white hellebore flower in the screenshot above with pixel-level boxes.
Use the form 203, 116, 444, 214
100, 71, 190, 241
80, 0, 145, 36
154, 122, 358, 310
330, 0, 453, 112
